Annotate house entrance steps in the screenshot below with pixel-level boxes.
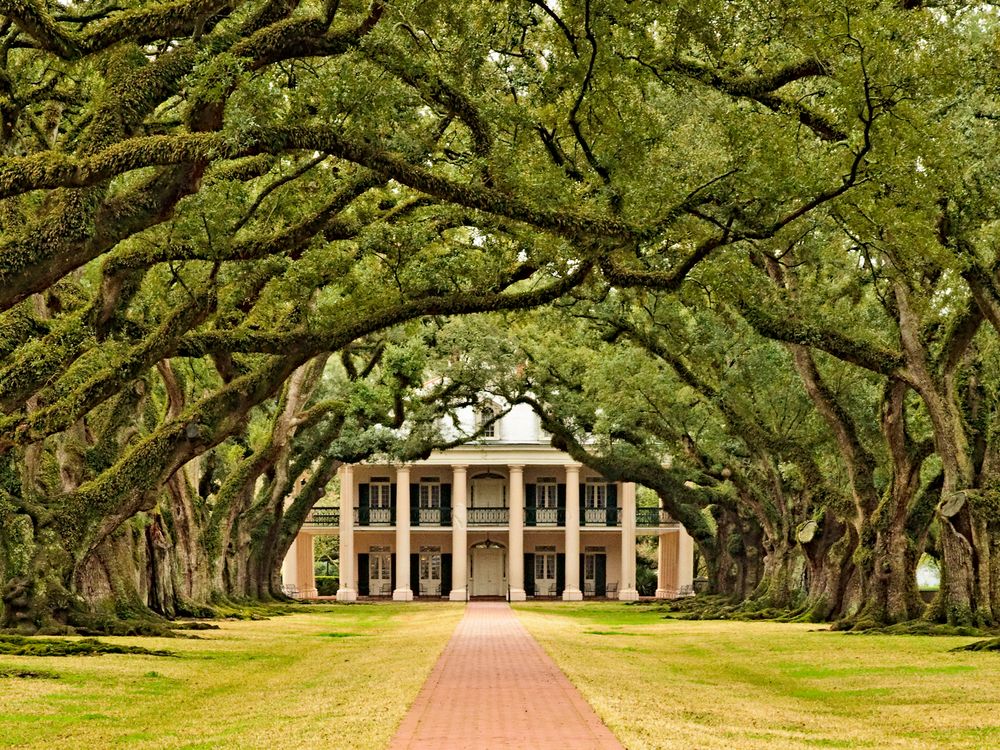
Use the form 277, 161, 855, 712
388, 601, 623, 750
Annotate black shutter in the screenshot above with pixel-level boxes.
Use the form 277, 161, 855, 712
596, 554, 607, 596
441, 554, 453, 597
358, 553, 369, 596
390, 484, 398, 524
410, 553, 420, 595
410, 484, 420, 524
580, 553, 586, 591
556, 553, 565, 596
525, 484, 536, 526
441, 484, 452, 527
524, 554, 535, 596
557, 483, 566, 525
358, 483, 370, 526
607, 483, 618, 527
390, 553, 396, 592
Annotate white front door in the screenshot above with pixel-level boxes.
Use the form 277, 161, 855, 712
471, 548, 504, 596
369, 552, 392, 596
419, 552, 442, 597
535, 552, 556, 596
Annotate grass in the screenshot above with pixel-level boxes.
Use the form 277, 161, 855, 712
513, 601, 1000, 750
0, 602, 463, 750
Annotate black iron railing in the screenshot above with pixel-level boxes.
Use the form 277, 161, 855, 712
635, 507, 675, 526
303, 509, 340, 527
525, 507, 564, 526
355, 507, 394, 526
582, 507, 621, 527
410, 507, 451, 526
467, 507, 509, 525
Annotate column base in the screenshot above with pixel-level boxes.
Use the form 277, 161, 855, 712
508, 588, 527, 602
449, 588, 468, 602
562, 588, 583, 601
655, 588, 674, 600
392, 588, 414, 602
617, 588, 640, 601
299, 587, 318, 599
336, 588, 357, 603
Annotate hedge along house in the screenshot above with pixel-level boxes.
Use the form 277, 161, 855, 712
282, 402, 695, 601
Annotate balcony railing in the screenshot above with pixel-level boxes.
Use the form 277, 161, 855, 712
635, 507, 675, 527
411, 507, 451, 527
355, 507, 394, 526
303, 509, 339, 527
467, 507, 509, 525
525, 507, 564, 526
582, 507, 621, 527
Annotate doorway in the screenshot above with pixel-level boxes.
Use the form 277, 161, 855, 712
470, 541, 506, 597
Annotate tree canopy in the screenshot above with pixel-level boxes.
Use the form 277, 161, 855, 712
2, 0, 1000, 633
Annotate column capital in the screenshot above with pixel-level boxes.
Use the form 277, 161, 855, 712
564, 463, 582, 475
396, 464, 412, 478
507, 464, 525, 472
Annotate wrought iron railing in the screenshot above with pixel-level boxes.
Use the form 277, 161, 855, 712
303, 509, 339, 527
582, 507, 621, 527
635, 507, 675, 526
355, 507, 394, 526
467, 507, 509, 525
525, 507, 564, 526
411, 507, 451, 526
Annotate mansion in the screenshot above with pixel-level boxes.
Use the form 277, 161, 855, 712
282, 403, 695, 601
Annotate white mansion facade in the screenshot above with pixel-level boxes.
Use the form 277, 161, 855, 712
282, 403, 695, 601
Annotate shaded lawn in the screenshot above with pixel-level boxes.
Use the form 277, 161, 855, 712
514, 601, 1000, 750
0, 602, 463, 750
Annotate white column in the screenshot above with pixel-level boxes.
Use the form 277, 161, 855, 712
336, 464, 357, 602
563, 464, 583, 601
295, 533, 316, 598
394, 465, 413, 601
656, 531, 678, 599
619, 481, 639, 600
449, 465, 468, 601
508, 465, 526, 601
677, 525, 695, 596
282, 536, 298, 594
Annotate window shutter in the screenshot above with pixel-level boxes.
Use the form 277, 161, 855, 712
441, 484, 452, 526
557, 484, 566, 508
410, 553, 420, 595
390, 553, 396, 592
524, 554, 535, 596
556, 554, 565, 596
580, 553, 586, 590
358, 553, 369, 596
358, 483, 370, 526
596, 554, 607, 595
441, 554, 453, 597
607, 483, 618, 526
525, 484, 536, 507
390, 483, 397, 524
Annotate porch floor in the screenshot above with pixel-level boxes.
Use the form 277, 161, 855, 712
388, 601, 623, 749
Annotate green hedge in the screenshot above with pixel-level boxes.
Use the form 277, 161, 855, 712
315, 576, 339, 596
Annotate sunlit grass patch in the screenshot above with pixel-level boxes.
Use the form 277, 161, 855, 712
514, 601, 1000, 750
0, 602, 463, 750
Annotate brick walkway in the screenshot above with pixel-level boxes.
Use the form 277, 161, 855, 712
388, 601, 624, 750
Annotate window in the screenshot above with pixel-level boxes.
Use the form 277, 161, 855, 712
419, 480, 441, 509
370, 478, 391, 509
476, 401, 502, 439
536, 477, 558, 509
585, 482, 607, 509
534, 549, 556, 581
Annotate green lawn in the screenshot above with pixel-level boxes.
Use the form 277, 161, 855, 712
513, 601, 1000, 750
0, 603, 463, 750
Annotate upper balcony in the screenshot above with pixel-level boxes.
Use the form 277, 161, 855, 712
303, 506, 677, 530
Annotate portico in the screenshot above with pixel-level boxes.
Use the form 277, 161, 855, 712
281, 401, 695, 601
